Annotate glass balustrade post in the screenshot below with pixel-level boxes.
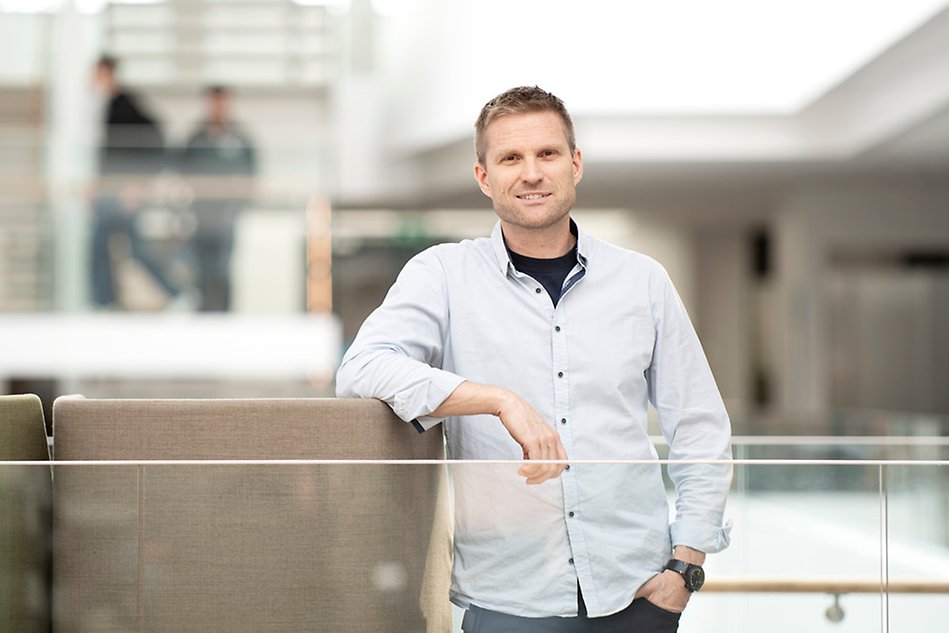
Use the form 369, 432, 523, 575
879, 463, 889, 633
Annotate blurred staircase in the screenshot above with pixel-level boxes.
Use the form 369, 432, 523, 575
0, 87, 49, 312
0, 0, 342, 313
104, 0, 339, 90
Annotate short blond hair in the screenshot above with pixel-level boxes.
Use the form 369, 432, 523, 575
474, 86, 575, 164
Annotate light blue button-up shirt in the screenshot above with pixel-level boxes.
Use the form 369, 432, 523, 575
336, 221, 732, 618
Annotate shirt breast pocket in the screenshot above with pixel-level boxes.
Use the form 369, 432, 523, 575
598, 315, 655, 378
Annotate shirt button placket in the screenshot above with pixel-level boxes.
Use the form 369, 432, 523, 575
552, 307, 581, 586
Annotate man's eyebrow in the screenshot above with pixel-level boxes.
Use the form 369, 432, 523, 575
493, 147, 518, 157
491, 140, 568, 161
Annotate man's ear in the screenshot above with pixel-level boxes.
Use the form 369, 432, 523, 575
572, 148, 584, 186
474, 162, 492, 198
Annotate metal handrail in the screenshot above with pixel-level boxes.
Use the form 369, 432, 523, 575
703, 578, 949, 623
704, 578, 949, 593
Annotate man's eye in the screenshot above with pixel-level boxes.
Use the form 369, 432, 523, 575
541, 150, 556, 158
503, 155, 518, 162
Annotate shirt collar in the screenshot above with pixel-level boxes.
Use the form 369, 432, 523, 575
490, 218, 590, 276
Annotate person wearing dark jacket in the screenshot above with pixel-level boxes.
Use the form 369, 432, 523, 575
178, 86, 257, 311
90, 55, 185, 309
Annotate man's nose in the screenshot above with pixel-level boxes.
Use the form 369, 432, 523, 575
520, 157, 543, 183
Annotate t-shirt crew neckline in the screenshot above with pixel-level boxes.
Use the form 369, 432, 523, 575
507, 244, 578, 307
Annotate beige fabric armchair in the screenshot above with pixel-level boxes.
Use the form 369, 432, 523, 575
0, 393, 53, 633
52, 397, 452, 633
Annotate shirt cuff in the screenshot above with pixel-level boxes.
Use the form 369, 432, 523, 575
670, 517, 733, 554
394, 370, 466, 430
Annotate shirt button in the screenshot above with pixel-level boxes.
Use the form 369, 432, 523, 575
568, 558, 574, 565
535, 287, 542, 294
560, 418, 567, 425
565, 465, 571, 471
558, 371, 564, 378
568, 511, 575, 518
555, 325, 561, 332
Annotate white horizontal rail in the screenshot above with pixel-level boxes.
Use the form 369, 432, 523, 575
3, 459, 947, 467
660, 435, 949, 446
704, 578, 949, 594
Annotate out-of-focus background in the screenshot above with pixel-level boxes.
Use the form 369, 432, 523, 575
1, 0, 948, 431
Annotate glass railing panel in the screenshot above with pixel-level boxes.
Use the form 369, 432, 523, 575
0, 130, 330, 315
693, 461, 886, 632
0, 461, 450, 632
2, 460, 947, 632
885, 463, 949, 632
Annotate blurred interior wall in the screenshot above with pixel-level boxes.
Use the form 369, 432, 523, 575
773, 185, 949, 419
827, 265, 949, 414
0, 13, 46, 84
694, 229, 752, 416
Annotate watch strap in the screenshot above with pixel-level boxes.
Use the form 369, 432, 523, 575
664, 559, 690, 575
664, 558, 704, 592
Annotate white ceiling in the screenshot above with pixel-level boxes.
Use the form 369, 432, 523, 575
534, 0, 949, 116
376, 5, 949, 216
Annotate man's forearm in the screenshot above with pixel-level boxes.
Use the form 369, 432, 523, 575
672, 545, 705, 565
429, 380, 511, 418
430, 380, 567, 485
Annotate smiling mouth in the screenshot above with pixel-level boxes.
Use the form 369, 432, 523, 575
516, 193, 551, 201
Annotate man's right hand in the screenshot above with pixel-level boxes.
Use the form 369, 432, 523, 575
494, 389, 567, 484
430, 381, 567, 485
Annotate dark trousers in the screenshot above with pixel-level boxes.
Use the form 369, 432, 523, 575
461, 590, 680, 633
192, 228, 234, 312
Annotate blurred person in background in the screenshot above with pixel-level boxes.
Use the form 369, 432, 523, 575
338, 86, 732, 632
178, 85, 257, 312
90, 54, 189, 310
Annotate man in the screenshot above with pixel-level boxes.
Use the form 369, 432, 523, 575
178, 85, 257, 311
337, 86, 732, 632
90, 55, 185, 309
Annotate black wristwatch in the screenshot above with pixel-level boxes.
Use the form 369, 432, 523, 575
664, 559, 705, 592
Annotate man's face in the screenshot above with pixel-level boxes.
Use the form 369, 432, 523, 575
92, 63, 115, 97
474, 110, 583, 234
208, 92, 231, 124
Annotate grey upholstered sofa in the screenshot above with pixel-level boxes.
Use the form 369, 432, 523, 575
47, 397, 452, 633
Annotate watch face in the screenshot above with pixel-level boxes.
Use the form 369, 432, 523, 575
686, 566, 705, 591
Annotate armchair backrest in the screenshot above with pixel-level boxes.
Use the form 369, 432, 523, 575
0, 393, 52, 633
52, 397, 451, 633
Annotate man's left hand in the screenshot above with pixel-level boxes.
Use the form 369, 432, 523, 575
634, 569, 692, 613
635, 545, 705, 613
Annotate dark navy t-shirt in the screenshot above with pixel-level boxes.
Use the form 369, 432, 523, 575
508, 244, 578, 307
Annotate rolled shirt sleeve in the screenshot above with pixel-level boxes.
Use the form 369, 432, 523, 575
647, 264, 733, 554
336, 246, 465, 427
